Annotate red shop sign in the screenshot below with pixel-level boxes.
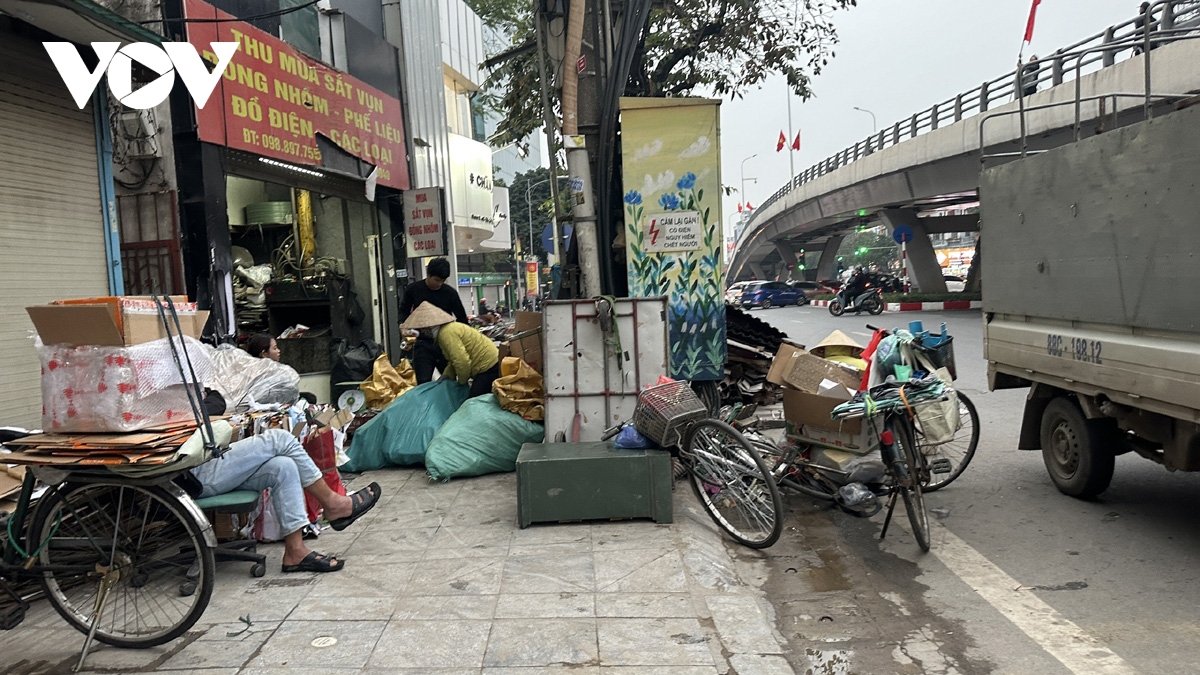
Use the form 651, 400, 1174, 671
184, 0, 410, 189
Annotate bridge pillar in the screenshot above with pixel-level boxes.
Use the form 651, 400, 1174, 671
774, 241, 798, 280
815, 235, 845, 281
749, 262, 768, 281
879, 209, 948, 293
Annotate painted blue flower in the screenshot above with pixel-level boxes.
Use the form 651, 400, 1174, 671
676, 172, 697, 190
624, 190, 642, 205
658, 193, 680, 210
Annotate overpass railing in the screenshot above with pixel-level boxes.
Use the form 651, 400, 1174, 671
745, 0, 1200, 229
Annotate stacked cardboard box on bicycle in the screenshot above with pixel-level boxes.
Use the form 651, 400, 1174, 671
25, 296, 210, 433
768, 337, 881, 455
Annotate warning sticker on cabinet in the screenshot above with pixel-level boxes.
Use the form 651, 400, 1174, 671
645, 211, 703, 252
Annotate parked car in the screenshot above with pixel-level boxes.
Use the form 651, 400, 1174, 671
943, 275, 966, 292
818, 278, 843, 291
725, 281, 753, 304
788, 280, 837, 300
740, 281, 805, 309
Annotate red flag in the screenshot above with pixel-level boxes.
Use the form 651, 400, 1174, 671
746, 202, 754, 210
737, 202, 744, 213
776, 130, 786, 152
791, 130, 801, 151
1023, 0, 1041, 43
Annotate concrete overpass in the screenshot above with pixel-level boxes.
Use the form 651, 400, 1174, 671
730, 0, 1200, 292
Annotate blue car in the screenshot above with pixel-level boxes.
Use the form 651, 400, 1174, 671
740, 281, 805, 309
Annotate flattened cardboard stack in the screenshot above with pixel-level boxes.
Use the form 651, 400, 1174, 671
0, 419, 207, 467
768, 342, 880, 454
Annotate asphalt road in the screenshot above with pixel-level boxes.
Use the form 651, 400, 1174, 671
743, 303, 1200, 675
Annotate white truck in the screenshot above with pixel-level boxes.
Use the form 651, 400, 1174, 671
981, 102, 1200, 498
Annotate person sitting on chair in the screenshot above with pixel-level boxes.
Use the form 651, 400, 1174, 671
191, 429, 381, 573
401, 302, 500, 398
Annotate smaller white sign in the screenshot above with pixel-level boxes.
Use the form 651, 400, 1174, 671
403, 187, 445, 257
645, 210, 703, 252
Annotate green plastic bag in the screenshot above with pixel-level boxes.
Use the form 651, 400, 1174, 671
343, 380, 469, 471
425, 395, 545, 481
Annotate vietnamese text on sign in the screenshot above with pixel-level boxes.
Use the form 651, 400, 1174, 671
645, 211, 703, 252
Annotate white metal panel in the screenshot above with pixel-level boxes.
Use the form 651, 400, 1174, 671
0, 30, 109, 427
544, 298, 669, 442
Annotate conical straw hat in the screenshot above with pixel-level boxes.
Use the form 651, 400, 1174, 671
401, 302, 455, 330
810, 329, 864, 357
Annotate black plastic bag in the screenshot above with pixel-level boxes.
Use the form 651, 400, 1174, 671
330, 338, 384, 401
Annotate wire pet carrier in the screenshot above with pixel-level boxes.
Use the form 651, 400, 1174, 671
632, 381, 708, 447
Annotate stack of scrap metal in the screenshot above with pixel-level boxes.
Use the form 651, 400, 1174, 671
1, 419, 204, 466
721, 305, 798, 406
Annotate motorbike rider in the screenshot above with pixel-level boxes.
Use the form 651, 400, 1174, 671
839, 267, 869, 309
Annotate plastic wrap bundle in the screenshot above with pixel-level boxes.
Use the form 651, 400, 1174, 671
205, 344, 300, 410
38, 336, 213, 432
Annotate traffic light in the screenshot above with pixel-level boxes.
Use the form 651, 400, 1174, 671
855, 246, 868, 256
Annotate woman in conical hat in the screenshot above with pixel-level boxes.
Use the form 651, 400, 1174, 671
403, 302, 501, 398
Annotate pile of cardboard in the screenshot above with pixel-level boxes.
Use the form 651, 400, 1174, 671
769, 334, 879, 455
0, 418, 209, 466
498, 311, 544, 375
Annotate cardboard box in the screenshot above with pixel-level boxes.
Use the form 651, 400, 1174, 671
766, 344, 861, 393
514, 310, 542, 333
786, 419, 880, 455
27, 296, 207, 347
784, 388, 861, 435
0, 465, 25, 500
506, 327, 544, 374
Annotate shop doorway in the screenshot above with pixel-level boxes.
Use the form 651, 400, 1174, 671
117, 191, 185, 296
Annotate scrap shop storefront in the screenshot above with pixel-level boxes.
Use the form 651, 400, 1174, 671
169, 0, 411, 399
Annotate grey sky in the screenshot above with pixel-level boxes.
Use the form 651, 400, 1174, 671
718, 0, 1149, 229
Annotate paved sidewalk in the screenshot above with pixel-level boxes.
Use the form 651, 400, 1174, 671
3, 467, 795, 674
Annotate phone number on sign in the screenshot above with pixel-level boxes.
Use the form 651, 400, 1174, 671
242, 128, 321, 161
1046, 334, 1103, 365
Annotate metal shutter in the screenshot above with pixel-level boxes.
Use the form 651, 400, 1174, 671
0, 30, 110, 427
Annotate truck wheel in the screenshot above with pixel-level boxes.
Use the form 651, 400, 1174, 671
1040, 397, 1115, 498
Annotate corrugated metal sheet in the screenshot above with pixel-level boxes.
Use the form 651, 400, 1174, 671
398, 0, 452, 193
0, 30, 109, 427
439, 0, 484, 88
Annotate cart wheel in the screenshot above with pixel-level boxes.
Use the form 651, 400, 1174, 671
251, 563, 266, 578
553, 431, 566, 443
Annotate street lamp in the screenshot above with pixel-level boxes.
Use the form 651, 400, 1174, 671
853, 106, 877, 133
739, 154, 757, 209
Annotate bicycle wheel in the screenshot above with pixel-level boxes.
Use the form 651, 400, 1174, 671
888, 419, 931, 552
683, 419, 784, 548
30, 481, 215, 648
922, 391, 980, 492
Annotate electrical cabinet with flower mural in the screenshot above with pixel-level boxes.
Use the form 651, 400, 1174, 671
619, 98, 726, 381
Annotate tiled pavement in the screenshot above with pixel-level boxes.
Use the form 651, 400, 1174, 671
1, 468, 794, 674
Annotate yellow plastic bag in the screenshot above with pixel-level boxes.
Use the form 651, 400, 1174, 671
492, 357, 545, 421
362, 354, 417, 409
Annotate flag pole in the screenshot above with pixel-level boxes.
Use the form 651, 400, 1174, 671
785, 83, 795, 180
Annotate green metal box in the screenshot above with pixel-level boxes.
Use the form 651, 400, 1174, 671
516, 442, 673, 528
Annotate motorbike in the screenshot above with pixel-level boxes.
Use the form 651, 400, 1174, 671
829, 286, 884, 316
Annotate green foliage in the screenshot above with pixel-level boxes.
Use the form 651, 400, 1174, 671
840, 228, 898, 272
473, 0, 856, 148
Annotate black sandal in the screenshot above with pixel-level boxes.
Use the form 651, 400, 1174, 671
281, 551, 344, 573
328, 482, 381, 531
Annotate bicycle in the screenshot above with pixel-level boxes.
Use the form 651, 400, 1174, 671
0, 437, 216, 649
747, 324, 979, 552
602, 381, 784, 549
0, 296, 223, 658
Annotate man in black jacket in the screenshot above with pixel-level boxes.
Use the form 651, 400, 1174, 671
398, 258, 469, 383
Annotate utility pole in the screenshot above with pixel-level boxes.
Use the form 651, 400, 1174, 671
561, 0, 602, 297
785, 86, 795, 180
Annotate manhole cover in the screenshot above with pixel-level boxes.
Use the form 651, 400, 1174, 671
311, 636, 338, 648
